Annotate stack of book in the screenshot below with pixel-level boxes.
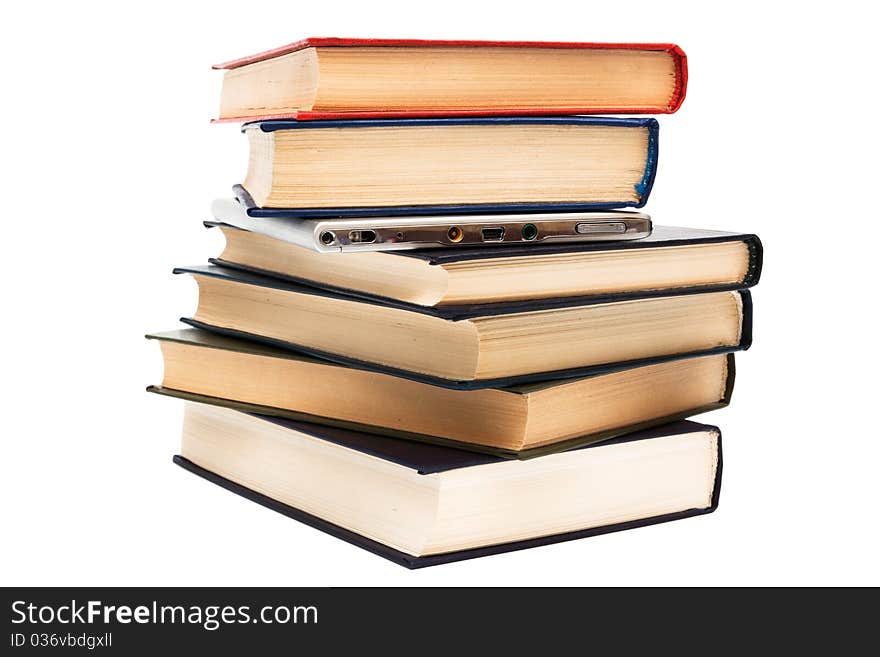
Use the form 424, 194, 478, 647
148, 38, 762, 568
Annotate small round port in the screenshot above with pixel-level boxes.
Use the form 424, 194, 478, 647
521, 223, 538, 241
447, 226, 464, 243
319, 231, 336, 245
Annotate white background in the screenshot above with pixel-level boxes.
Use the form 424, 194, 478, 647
2, 1, 878, 586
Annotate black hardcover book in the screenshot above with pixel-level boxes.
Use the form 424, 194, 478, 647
208, 222, 762, 309
175, 263, 752, 389
174, 403, 723, 568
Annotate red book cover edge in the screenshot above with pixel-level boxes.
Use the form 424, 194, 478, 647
212, 38, 687, 120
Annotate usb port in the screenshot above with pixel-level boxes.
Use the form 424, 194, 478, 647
348, 230, 377, 243
481, 227, 505, 241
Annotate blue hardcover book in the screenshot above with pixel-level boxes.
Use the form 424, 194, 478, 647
173, 411, 722, 569
236, 116, 659, 218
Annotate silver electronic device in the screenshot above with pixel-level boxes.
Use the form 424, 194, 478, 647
211, 198, 652, 254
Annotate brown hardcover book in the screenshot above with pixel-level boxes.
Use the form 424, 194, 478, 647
148, 328, 734, 458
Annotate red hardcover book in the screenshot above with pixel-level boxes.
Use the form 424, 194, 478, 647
213, 38, 687, 122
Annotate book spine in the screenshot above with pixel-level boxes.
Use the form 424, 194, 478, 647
668, 45, 688, 112
635, 119, 660, 207
744, 235, 764, 286
738, 289, 754, 350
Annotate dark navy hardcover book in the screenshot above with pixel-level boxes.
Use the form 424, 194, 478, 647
234, 116, 659, 218
173, 419, 722, 568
